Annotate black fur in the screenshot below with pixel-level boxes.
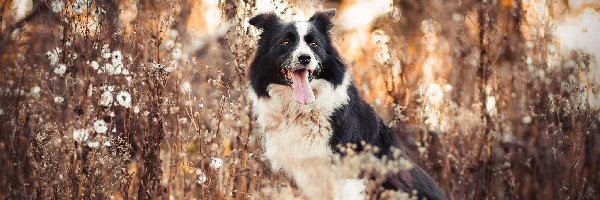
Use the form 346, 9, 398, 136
249, 10, 345, 97
249, 10, 447, 200
329, 85, 447, 200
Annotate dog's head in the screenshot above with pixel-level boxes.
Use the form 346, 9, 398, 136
249, 10, 346, 105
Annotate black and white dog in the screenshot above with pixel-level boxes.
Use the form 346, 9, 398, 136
248, 10, 447, 200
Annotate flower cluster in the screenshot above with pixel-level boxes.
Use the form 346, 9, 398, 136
96, 45, 130, 75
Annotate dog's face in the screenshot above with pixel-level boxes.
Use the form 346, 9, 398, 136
249, 10, 346, 105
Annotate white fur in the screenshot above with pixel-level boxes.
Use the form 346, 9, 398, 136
291, 22, 319, 71
335, 179, 367, 200
250, 73, 362, 199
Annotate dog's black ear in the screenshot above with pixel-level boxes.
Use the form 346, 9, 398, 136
309, 9, 336, 33
249, 12, 282, 32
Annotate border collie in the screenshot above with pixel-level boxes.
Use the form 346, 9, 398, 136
248, 10, 447, 200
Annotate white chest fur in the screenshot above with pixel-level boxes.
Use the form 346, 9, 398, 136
250, 75, 365, 199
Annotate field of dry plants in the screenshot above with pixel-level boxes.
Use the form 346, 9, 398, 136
1, 0, 599, 199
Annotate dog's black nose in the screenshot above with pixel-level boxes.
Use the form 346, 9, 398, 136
298, 54, 311, 65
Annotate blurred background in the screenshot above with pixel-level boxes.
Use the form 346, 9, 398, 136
1, 0, 599, 199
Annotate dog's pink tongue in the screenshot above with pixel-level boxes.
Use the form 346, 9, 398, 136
290, 70, 315, 105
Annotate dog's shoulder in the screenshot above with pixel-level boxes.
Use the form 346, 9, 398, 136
328, 84, 397, 155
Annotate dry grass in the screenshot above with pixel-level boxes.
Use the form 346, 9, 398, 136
0, 0, 599, 199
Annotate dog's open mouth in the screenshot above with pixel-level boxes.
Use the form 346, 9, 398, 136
280, 67, 315, 105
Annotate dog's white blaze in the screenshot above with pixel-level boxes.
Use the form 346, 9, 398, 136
292, 22, 319, 70
249, 73, 355, 199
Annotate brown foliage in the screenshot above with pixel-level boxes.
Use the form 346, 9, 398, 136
0, 0, 598, 199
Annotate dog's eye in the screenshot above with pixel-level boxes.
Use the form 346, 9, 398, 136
281, 40, 290, 46
309, 42, 318, 47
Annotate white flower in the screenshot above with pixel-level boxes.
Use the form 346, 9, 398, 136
110, 51, 125, 74
210, 157, 223, 169
172, 48, 182, 60
443, 84, 453, 92
181, 82, 191, 93
164, 40, 175, 49
104, 63, 113, 72
425, 83, 444, 105
116, 91, 132, 108
72, 129, 89, 142
90, 61, 99, 70
525, 57, 533, 65
51, 0, 64, 13
30, 86, 41, 97
101, 44, 111, 58
133, 106, 140, 114
149, 62, 172, 73
46, 47, 61, 66
72, 0, 88, 14
103, 140, 111, 147
103, 63, 122, 75
149, 62, 163, 69
30, 86, 41, 93
87, 141, 100, 148
0, 109, 4, 115
14, 88, 26, 96
196, 169, 207, 184
522, 116, 532, 124
93, 120, 108, 133
54, 63, 66, 75
54, 96, 64, 104
112, 50, 122, 63
98, 87, 113, 107
168, 29, 179, 39
179, 118, 188, 124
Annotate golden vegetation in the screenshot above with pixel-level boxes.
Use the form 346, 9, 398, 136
0, 0, 599, 199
